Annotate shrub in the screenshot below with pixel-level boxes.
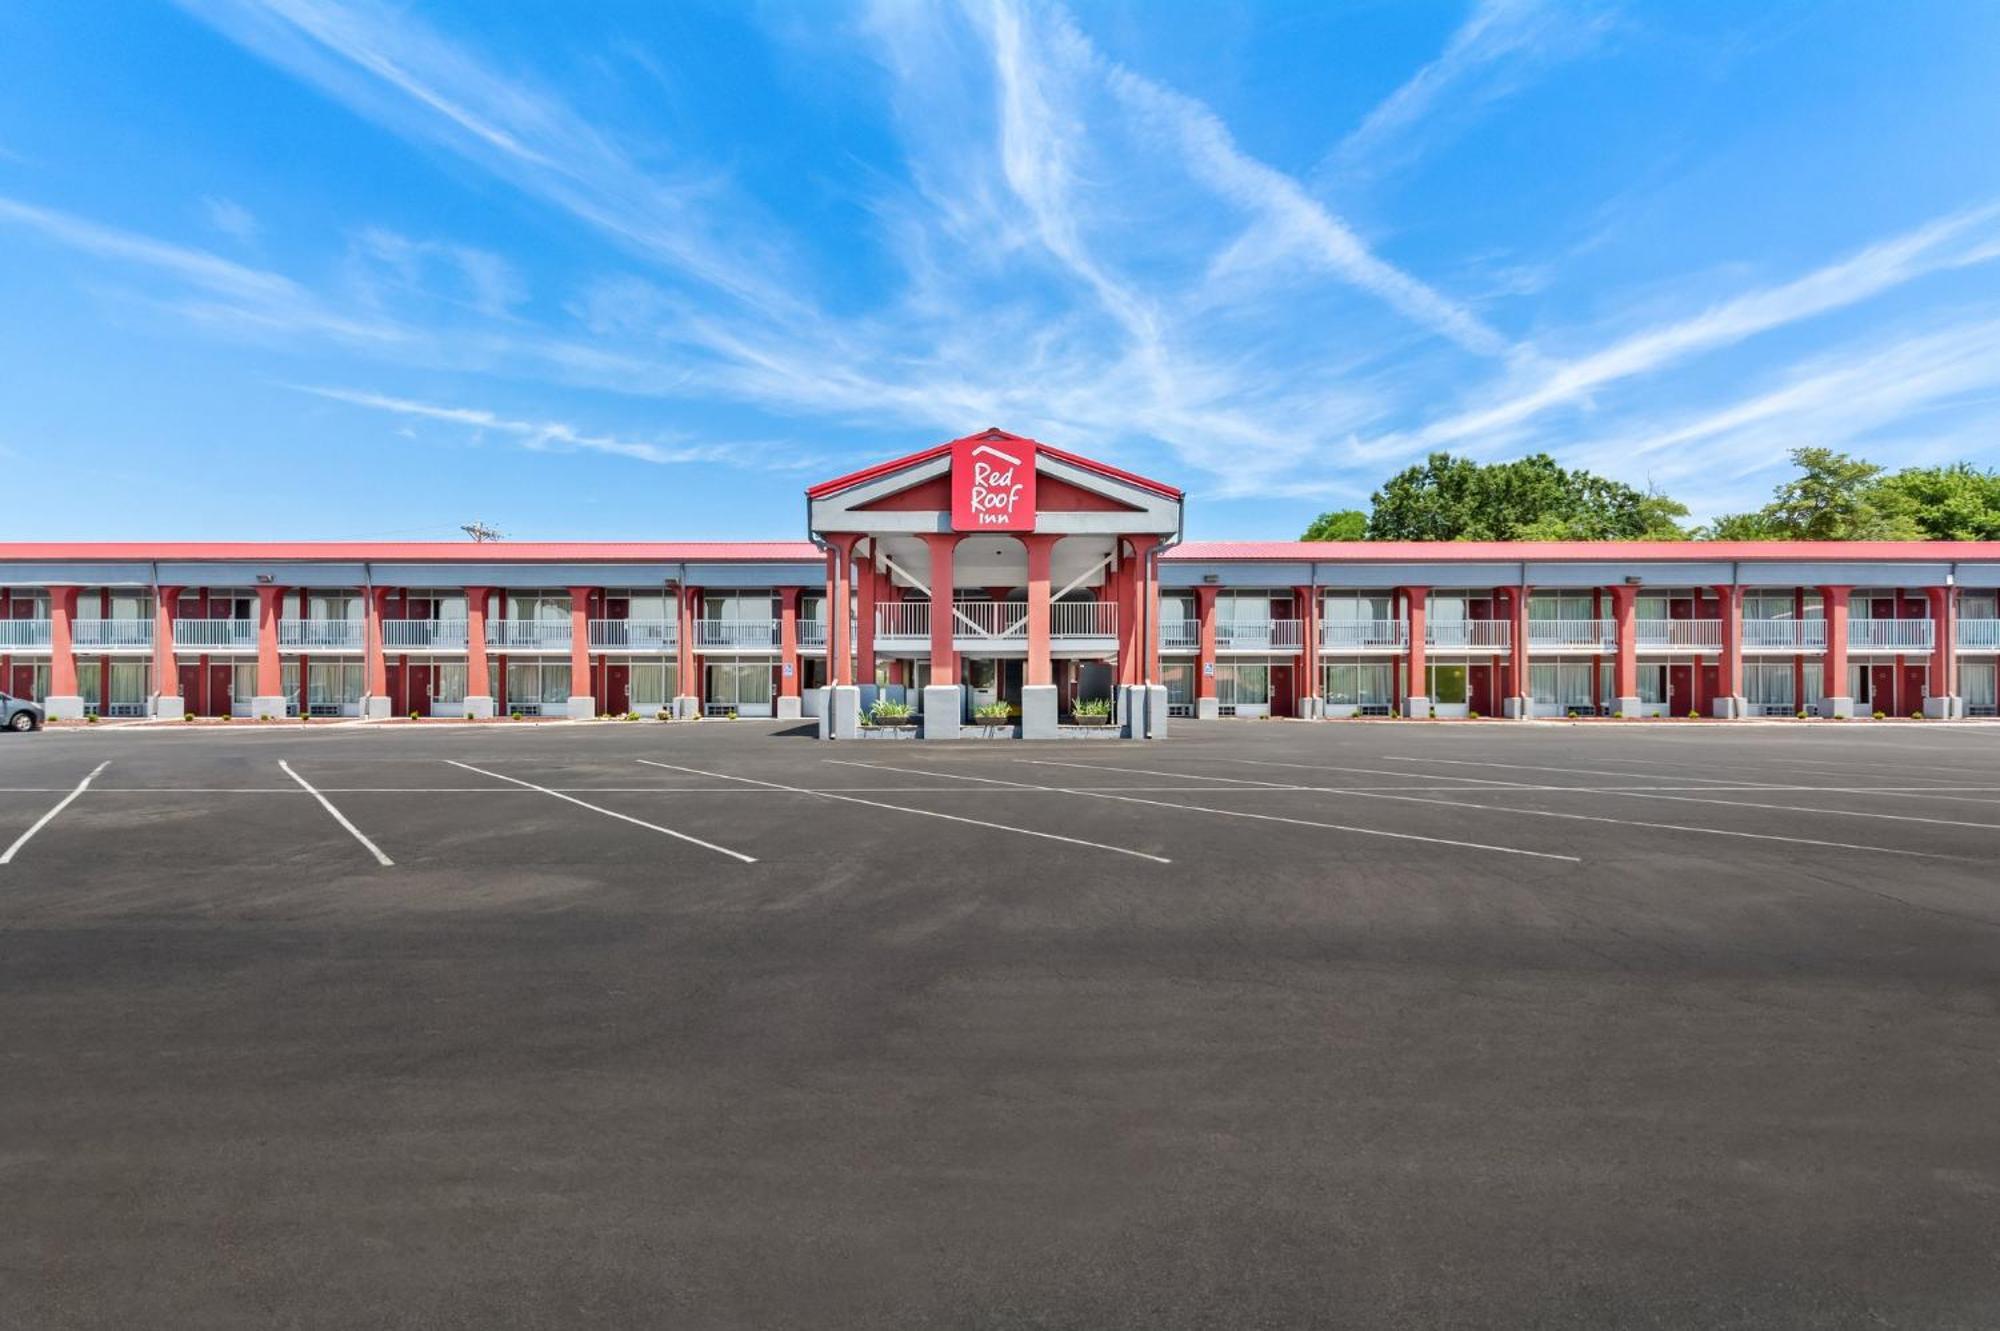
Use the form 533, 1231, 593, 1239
1566, 709, 1579, 720
510, 710, 524, 721
625, 711, 640, 721
1797, 708, 1808, 719
221, 714, 233, 722
409, 710, 421, 721
1911, 710, 1923, 721
869, 698, 914, 723
1872, 710, 1886, 720
86, 713, 98, 724
973, 701, 1013, 722
182, 712, 195, 723
727, 708, 739, 720
1071, 697, 1112, 718
1467, 709, 1480, 720
1687, 710, 1699, 720
465, 712, 476, 722
655, 709, 671, 721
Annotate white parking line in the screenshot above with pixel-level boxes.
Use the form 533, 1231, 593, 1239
1022, 758, 1965, 862
280, 760, 394, 867
1, 761, 108, 865
447, 760, 757, 864
640, 759, 1172, 864
854, 759, 1584, 863
1374, 755, 1777, 787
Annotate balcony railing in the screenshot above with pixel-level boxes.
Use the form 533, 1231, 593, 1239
1742, 618, 1826, 650
876, 603, 930, 638
279, 619, 365, 650
798, 620, 828, 648
588, 618, 676, 650
0, 619, 52, 649
1634, 618, 1722, 649
487, 620, 573, 650
1427, 620, 1509, 650
1527, 619, 1616, 650
174, 619, 258, 650
695, 619, 779, 649
1321, 618, 1406, 649
1849, 618, 1933, 651
1052, 602, 1116, 638
1216, 619, 1303, 649
1161, 620, 1199, 650
383, 619, 468, 650
1959, 619, 2000, 649
72, 619, 154, 649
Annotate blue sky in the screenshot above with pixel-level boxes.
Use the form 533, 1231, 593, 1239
3, 1, 1999, 541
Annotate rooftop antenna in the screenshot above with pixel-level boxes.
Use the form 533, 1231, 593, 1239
461, 521, 505, 543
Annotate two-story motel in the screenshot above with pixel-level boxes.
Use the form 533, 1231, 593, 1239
3, 430, 1998, 734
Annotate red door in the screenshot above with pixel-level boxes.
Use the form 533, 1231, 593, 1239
1870, 664, 1895, 713
1271, 664, 1296, 716
407, 665, 433, 716
1903, 663, 1928, 715
1699, 664, 1718, 714
10, 664, 34, 700
605, 664, 630, 715
1468, 664, 1493, 715
1668, 663, 1695, 716
208, 662, 232, 717
178, 664, 201, 712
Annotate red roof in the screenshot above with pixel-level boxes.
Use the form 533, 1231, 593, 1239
807, 428, 1182, 501
0, 541, 823, 562
1168, 540, 2000, 561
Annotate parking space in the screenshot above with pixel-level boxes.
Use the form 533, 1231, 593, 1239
5, 719, 2000, 1326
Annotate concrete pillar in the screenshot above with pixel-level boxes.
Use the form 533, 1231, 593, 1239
1021, 533, 1061, 739
855, 547, 877, 687
1504, 587, 1528, 715
777, 586, 803, 719
251, 584, 287, 719
151, 586, 184, 719
1295, 584, 1321, 719
362, 587, 391, 718
1195, 584, 1219, 719
1712, 583, 1746, 718
1821, 585, 1853, 717
672, 583, 699, 719
1609, 584, 1641, 717
45, 586, 84, 719
1403, 586, 1429, 718
464, 586, 495, 718
1925, 584, 1958, 717
565, 586, 596, 718
919, 532, 959, 737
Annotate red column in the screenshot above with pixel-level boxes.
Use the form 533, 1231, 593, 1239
675, 584, 697, 709
1113, 559, 1137, 686
1822, 585, 1851, 705
1508, 585, 1531, 714
1023, 534, 1060, 687
364, 587, 389, 704
779, 587, 801, 698
1928, 584, 1954, 712
154, 585, 182, 710
1713, 583, 1743, 714
49, 586, 79, 699
1403, 586, 1428, 712
255, 584, 285, 699
1195, 585, 1218, 702
855, 548, 877, 685
1609, 584, 1638, 706
921, 532, 957, 685
829, 538, 857, 688
1295, 584, 1319, 713
465, 586, 491, 706
569, 586, 593, 710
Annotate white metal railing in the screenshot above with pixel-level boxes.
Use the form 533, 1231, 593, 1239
695, 618, 779, 649
1634, 619, 1722, 649
876, 603, 930, 638
487, 620, 573, 650
0, 619, 52, 649
1742, 618, 1826, 650
1052, 602, 1116, 638
1216, 619, 1303, 649
174, 619, 258, 650
1426, 620, 1509, 650
589, 618, 676, 650
1959, 619, 2000, 649
950, 600, 1030, 639
1528, 618, 1616, 650
1848, 618, 1934, 651
1321, 618, 1406, 649
798, 620, 828, 647
279, 619, 365, 650
383, 619, 468, 650
72, 619, 153, 649
1160, 621, 1199, 650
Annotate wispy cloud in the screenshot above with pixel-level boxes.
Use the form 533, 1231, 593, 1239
1328, 0, 1616, 182
202, 195, 260, 243
294, 384, 738, 466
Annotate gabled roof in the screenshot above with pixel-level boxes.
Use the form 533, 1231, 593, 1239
806, 428, 1182, 501
0, 541, 823, 562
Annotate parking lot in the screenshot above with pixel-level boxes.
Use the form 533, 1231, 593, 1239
5, 719, 1999, 1327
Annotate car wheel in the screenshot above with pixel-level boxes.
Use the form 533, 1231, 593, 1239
8, 711, 36, 732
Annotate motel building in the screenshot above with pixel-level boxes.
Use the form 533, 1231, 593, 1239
3, 429, 2000, 733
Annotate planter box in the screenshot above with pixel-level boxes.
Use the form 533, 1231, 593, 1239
857, 723, 919, 740
1066, 714, 1113, 727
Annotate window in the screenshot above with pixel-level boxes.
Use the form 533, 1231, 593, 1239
1529, 592, 1595, 621
1746, 662, 1795, 711
1531, 661, 1594, 708
1964, 662, 1996, 714
506, 592, 572, 622
307, 662, 363, 710
704, 594, 776, 621
1216, 663, 1269, 707
307, 593, 363, 621
625, 660, 676, 709
1428, 663, 1468, 705
706, 661, 773, 708
1322, 593, 1392, 621
1323, 661, 1392, 706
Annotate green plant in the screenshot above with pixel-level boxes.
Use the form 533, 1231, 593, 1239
1071, 697, 1112, 718
1566, 709, 1578, 720
868, 697, 914, 723
625, 711, 640, 721
655, 709, 671, 721
510, 710, 524, 721
1911, 710, 1923, 721
1467, 709, 1480, 720
221, 714, 233, 722
1687, 710, 1699, 720
727, 708, 739, 720
86, 713, 98, 724
409, 710, 421, 721
1873, 710, 1886, 721
973, 701, 1014, 722
1797, 708, 1808, 719
466, 712, 476, 721
182, 712, 195, 723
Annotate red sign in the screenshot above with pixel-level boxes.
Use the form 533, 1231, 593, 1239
950, 435, 1037, 531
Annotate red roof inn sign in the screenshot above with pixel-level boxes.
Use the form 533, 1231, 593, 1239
951, 434, 1037, 532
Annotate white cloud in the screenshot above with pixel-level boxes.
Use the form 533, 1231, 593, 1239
202, 195, 260, 242
294, 384, 731, 465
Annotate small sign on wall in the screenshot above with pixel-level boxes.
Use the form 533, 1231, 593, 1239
1203, 662, 1214, 676
951, 433, 1037, 532
782, 663, 795, 678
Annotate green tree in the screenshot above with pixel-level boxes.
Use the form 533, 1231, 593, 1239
1702, 447, 1922, 540
1874, 463, 2000, 540
1363, 451, 1690, 541
1300, 509, 1367, 541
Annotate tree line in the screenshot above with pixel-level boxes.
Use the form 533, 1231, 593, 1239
1301, 448, 2000, 543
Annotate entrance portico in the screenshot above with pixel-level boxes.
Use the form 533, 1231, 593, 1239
807, 429, 1182, 739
